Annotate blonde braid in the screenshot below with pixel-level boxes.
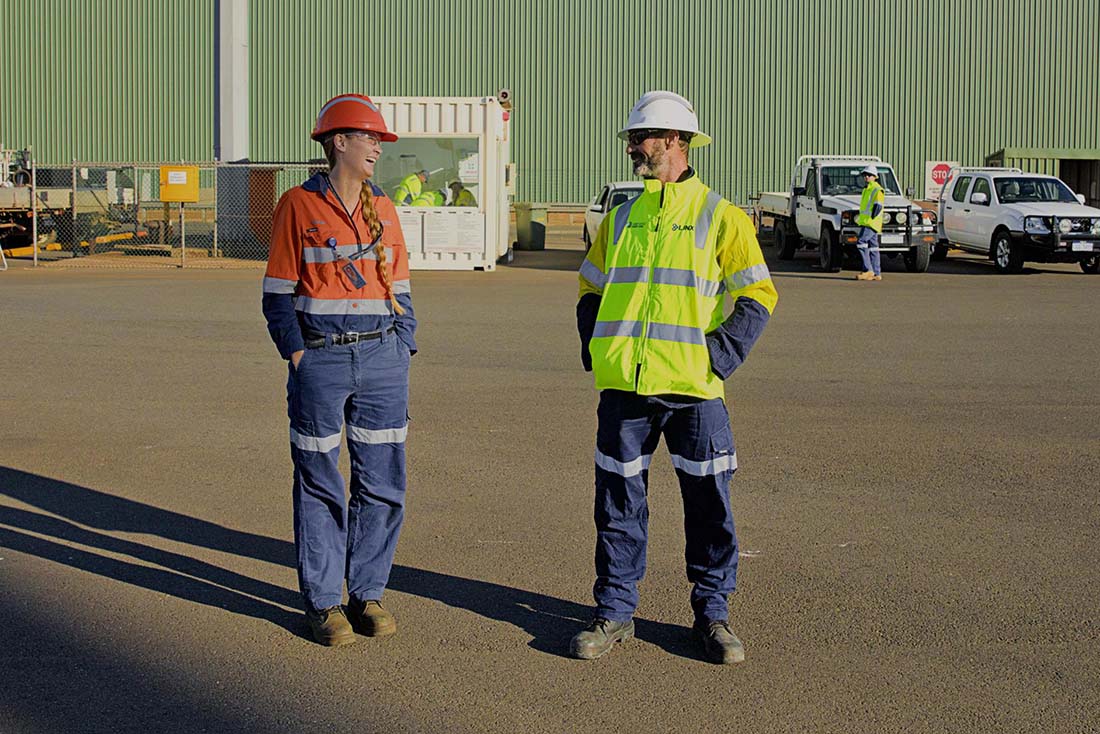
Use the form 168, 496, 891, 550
360, 181, 405, 315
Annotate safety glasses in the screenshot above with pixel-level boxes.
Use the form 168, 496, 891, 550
625, 128, 666, 146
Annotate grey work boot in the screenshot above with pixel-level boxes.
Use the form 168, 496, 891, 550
694, 620, 745, 664
347, 598, 397, 637
305, 606, 358, 647
569, 618, 634, 660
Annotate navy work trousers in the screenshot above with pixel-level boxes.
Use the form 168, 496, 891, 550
286, 331, 410, 611
592, 389, 739, 624
857, 226, 881, 275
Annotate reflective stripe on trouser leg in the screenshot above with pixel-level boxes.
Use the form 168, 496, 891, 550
663, 397, 739, 623
592, 390, 663, 622
856, 226, 881, 275
344, 333, 411, 603
287, 346, 354, 611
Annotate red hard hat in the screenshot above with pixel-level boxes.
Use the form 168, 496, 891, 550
311, 94, 398, 142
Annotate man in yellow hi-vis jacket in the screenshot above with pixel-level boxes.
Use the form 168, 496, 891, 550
572, 91, 777, 665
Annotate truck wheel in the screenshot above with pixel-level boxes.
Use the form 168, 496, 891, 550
904, 242, 931, 272
775, 224, 796, 260
1081, 255, 1099, 274
818, 228, 842, 272
991, 230, 1024, 274
931, 242, 949, 261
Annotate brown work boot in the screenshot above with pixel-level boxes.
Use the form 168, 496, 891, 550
305, 605, 358, 647
694, 620, 746, 665
856, 270, 875, 281
569, 617, 634, 660
348, 598, 397, 637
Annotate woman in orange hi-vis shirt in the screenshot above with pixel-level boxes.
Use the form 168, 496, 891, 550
262, 94, 417, 647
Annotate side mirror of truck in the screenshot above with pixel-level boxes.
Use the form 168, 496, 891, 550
970, 192, 989, 206
792, 186, 806, 197
1076, 193, 1086, 205
905, 186, 914, 198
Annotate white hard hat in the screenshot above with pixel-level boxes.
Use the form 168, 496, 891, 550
618, 91, 712, 148
861, 165, 879, 177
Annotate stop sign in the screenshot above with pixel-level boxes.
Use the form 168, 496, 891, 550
932, 164, 951, 184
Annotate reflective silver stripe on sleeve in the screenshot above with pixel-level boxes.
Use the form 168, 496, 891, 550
607, 266, 649, 284
669, 452, 738, 476
579, 259, 607, 288
592, 320, 643, 338
612, 198, 638, 245
348, 425, 408, 444
392, 279, 411, 294
694, 190, 723, 249
290, 428, 342, 453
646, 322, 705, 345
651, 267, 695, 287
302, 245, 392, 263
294, 296, 393, 315
595, 448, 654, 478
263, 276, 297, 294
725, 263, 772, 291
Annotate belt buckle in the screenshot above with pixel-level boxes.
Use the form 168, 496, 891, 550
344, 331, 360, 344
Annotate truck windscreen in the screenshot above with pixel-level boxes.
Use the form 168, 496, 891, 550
821, 167, 900, 196
994, 177, 1077, 204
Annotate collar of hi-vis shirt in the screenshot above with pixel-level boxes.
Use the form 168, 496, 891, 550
303, 172, 387, 249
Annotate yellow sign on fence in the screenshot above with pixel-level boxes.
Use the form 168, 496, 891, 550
159, 166, 200, 203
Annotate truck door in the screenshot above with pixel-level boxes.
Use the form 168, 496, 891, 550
943, 175, 973, 245
794, 168, 818, 241
966, 177, 997, 252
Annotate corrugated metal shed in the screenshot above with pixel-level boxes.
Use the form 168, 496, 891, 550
1, 0, 214, 163
4, 0, 1099, 204
246, 0, 1100, 203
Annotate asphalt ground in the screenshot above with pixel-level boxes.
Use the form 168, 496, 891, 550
1, 228, 1098, 733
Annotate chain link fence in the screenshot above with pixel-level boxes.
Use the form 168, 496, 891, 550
3, 159, 320, 269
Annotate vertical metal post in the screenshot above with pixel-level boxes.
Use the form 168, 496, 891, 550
212, 164, 220, 257
71, 160, 78, 258
179, 202, 186, 268
31, 159, 38, 266
133, 165, 140, 240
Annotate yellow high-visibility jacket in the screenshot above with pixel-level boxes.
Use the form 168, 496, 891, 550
857, 181, 885, 233
578, 173, 777, 400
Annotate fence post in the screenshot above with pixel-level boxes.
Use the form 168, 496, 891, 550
31, 159, 38, 266
212, 163, 219, 257
71, 160, 77, 259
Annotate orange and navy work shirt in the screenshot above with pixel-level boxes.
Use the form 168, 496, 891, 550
262, 172, 417, 358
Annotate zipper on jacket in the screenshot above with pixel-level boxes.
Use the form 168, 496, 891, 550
634, 183, 667, 391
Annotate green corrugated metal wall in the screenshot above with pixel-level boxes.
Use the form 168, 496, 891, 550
4, 0, 1098, 203
1, 0, 213, 163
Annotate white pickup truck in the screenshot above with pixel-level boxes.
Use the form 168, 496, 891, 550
935, 167, 1100, 274
757, 155, 936, 272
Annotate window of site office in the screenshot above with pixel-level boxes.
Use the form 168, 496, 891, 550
376, 136, 482, 208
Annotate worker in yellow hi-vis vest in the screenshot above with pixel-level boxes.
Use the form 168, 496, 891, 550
393, 169, 428, 205
572, 91, 777, 666
855, 165, 886, 281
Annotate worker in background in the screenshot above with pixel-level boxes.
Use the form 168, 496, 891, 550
573, 91, 777, 664
410, 189, 446, 207
393, 169, 429, 205
261, 93, 418, 647
855, 165, 885, 281
449, 180, 477, 207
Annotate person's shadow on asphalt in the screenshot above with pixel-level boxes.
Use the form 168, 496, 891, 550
0, 466, 705, 661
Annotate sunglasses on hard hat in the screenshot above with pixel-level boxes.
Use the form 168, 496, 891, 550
625, 128, 667, 146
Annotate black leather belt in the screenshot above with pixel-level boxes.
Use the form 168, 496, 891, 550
304, 326, 395, 349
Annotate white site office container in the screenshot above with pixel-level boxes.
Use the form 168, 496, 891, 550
374, 96, 512, 271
